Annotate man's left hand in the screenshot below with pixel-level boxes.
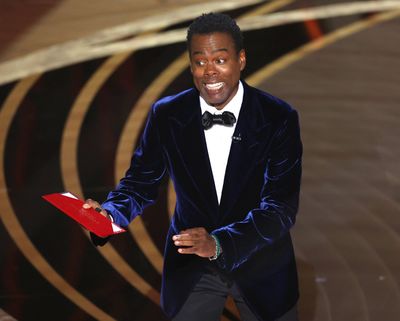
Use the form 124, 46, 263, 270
172, 227, 216, 258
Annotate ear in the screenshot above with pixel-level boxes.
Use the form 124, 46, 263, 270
239, 49, 246, 71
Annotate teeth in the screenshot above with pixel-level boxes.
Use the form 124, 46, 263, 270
205, 82, 223, 90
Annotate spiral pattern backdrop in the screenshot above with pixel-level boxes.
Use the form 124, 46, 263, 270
1, 1, 400, 320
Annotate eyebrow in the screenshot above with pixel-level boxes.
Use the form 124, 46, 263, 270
192, 48, 228, 56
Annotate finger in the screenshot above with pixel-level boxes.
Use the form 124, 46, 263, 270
83, 199, 108, 218
173, 239, 195, 247
172, 233, 197, 243
83, 198, 99, 209
177, 247, 197, 254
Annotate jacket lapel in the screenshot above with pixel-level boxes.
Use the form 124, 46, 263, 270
219, 83, 272, 217
167, 90, 219, 214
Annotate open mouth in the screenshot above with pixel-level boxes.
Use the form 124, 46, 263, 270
204, 82, 224, 91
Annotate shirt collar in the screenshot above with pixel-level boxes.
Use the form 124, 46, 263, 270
200, 80, 244, 120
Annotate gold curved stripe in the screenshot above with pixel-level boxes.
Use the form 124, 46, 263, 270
244, 0, 294, 16
224, 296, 241, 319
247, 9, 400, 87
60, 52, 160, 304
61, 21, 184, 298
5, 1, 399, 86
295, 210, 367, 321
61, 52, 130, 194
167, 180, 176, 220
304, 194, 376, 320
316, 282, 333, 321
0, 76, 116, 321
117, 54, 190, 274
0, 0, 265, 86
116, 0, 297, 279
293, 247, 333, 321
317, 160, 400, 298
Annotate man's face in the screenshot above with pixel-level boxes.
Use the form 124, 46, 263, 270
189, 32, 246, 110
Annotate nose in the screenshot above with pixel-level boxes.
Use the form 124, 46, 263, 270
204, 62, 217, 77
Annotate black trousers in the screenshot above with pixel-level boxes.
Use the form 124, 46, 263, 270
172, 273, 298, 321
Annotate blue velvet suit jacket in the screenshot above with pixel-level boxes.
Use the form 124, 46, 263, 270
101, 81, 303, 320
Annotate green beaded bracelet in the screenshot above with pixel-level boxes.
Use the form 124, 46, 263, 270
209, 234, 221, 261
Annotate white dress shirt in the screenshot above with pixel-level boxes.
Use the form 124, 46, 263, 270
200, 81, 244, 203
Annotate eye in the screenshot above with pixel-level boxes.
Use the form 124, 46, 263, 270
215, 58, 226, 64
195, 60, 206, 66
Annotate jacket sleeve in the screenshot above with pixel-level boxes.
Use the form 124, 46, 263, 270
212, 109, 302, 272
101, 104, 167, 228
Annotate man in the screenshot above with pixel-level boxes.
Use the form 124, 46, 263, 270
84, 13, 302, 321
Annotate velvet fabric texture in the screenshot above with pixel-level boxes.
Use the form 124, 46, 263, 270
101, 81, 303, 321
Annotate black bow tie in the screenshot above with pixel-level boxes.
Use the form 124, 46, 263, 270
201, 111, 236, 130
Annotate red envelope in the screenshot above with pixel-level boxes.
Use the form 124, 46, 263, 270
42, 192, 126, 238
